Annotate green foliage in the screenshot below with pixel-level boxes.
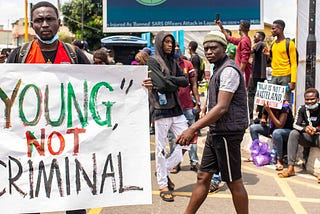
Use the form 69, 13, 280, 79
62, 0, 109, 51
58, 32, 73, 44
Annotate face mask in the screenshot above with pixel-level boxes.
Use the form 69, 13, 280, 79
36, 34, 59, 45
305, 103, 319, 110
174, 51, 180, 58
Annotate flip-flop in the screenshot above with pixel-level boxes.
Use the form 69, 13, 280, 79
278, 170, 295, 178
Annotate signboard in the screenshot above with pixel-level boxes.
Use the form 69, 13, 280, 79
0, 64, 151, 213
103, 0, 262, 32
255, 82, 286, 109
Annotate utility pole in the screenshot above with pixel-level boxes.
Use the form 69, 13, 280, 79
305, 0, 316, 89
24, 0, 29, 43
82, 0, 84, 40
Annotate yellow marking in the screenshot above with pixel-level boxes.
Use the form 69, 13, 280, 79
275, 178, 307, 214
87, 208, 103, 214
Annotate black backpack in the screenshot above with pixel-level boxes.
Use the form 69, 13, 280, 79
17, 41, 78, 63
269, 38, 299, 66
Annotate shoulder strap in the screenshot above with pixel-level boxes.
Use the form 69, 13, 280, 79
18, 41, 33, 63
63, 42, 78, 64
285, 38, 291, 65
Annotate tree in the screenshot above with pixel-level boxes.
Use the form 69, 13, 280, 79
62, 0, 107, 51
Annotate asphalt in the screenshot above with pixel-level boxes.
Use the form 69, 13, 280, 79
78, 128, 320, 214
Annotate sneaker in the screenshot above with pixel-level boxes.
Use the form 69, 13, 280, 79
208, 181, 220, 193
190, 163, 200, 172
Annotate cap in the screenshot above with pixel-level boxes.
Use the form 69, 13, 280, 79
203, 31, 227, 46
140, 47, 152, 55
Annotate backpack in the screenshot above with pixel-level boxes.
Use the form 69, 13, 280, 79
269, 38, 299, 66
17, 41, 78, 64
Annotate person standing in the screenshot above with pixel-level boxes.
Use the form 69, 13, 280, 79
177, 31, 249, 214
217, 19, 252, 88
248, 31, 267, 123
225, 29, 236, 60
265, 19, 297, 103
6, 2, 89, 214
168, 43, 201, 173
278, 88, 320, 181
72, 40, 94, 64
144, 31, 189, 202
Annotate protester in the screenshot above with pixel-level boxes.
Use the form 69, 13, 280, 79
264, 19, 297, 104
93, 49, 109, 64
6, 1, 88, 213
142, 31, 189, 202
248, 31, 267, 124
177, 31, 249, 214
187, 41, 203, 136
217, 19, 252, 88
135, 51, 150, 65
278, 88, 320, 182
249, 100, 294, 170
168, 43, 201, 173
225, 29, 236, 60
72, 39, 94, 63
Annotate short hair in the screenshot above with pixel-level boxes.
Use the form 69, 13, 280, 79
240, 20, 250, 32
31, 1, 59, 19
93, 49, 109, 64
257, 31, 265, 40
273, 19, 286, 29
225, 29, 232, 37
72, 40, 84, 49
304, 88, 319, 98
188, 41, 198, 51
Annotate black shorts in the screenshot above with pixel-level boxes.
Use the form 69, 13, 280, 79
199, 132, 244, 182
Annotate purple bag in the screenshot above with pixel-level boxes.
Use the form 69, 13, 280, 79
250, 139, 271, 166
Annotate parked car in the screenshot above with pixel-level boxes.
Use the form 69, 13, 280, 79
101, 35, 148, 65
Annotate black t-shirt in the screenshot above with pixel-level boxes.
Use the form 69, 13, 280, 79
252, 41, 267, 79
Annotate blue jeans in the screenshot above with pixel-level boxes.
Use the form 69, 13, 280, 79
211, 172, 221, 184
168, 109, 199, 164
249, 124, 291, 159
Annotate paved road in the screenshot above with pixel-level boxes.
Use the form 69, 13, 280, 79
45, 128, 320, 214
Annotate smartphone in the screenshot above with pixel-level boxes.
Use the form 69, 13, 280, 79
215, 13, 220, 22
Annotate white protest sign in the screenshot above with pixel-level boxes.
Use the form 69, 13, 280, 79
0, 64, 151, 213
254, 82, 286, 109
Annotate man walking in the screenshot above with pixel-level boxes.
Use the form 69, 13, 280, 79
177, 31, 249, 214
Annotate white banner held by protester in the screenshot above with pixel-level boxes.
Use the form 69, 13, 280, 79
254, 82, 286, 109
0, 64, 151, 213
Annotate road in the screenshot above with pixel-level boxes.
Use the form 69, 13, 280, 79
46, 128, 320, 214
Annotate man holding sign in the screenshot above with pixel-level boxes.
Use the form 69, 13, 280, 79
6, 2, 88, 213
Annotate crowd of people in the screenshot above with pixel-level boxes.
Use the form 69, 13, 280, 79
0, 0, 319, 213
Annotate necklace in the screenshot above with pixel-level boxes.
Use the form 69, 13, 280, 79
41, 50, 57, 63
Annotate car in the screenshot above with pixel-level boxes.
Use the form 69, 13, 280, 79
101, 35, 148, 65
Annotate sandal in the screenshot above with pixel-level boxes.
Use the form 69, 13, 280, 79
208, 181, 220, 193
275, 164, 284, 171
278, 170, 295, 178
160, 190, 174, 202
169, 163, 181, 174
167, 176, 175, 191
317, 175, 320, 184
